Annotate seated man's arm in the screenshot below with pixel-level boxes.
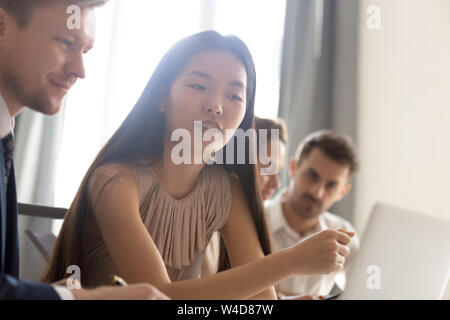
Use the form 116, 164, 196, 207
0, 274, 60, 300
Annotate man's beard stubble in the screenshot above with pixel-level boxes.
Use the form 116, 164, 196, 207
290, 193, 323, 220
1, 63, 53, 114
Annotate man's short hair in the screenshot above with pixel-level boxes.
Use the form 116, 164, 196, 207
294, 130, 359, 176
0, 0, 108, 28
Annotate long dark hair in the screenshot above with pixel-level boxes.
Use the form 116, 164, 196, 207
42, 30, 272, 284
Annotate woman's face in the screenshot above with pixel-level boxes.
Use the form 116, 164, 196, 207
163, 50, 248, 161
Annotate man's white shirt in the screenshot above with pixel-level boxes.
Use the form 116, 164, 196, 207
265, 189, 360, 296
0, 93, 14, 139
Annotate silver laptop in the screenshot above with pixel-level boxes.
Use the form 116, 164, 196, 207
340, 203, 450, 300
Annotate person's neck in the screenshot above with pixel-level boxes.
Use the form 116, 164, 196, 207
281, 191, 320, 237
153, 141, 204, 200
0, 84, 23, 117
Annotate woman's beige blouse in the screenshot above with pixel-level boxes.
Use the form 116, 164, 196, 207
82, 163, 232, 287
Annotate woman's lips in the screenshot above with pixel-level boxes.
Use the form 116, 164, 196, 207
202, 120, 222, 130
194, 120, 222, 136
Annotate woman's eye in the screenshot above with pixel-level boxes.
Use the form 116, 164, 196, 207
57, 38, 73, 47
326, 183, 337, 190
228, 94, 243, 102
188, 84, 206, 91
306, 171, 318, 181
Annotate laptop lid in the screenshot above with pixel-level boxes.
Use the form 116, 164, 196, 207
340, 203, 450, 299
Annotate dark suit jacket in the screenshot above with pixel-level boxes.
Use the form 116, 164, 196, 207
0, 140, 59, 299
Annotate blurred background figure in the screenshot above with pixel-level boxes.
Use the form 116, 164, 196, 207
255, 116, 288, 201
266, 130, 359, 298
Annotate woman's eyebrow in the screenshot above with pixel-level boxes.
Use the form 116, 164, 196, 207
185, 70, 212, 80
185, 70, 246, 90
229, 80, 246, 89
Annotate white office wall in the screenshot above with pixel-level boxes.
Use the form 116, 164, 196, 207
355, 0, 450, 298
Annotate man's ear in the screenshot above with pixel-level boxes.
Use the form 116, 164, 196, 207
289, 158, 297, 179
337, 183, 352, 201
0, 8, 9, 41
0, 8, 17, 47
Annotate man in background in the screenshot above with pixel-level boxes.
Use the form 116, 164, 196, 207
0, 0, 168, 299
266, 130, 360, 298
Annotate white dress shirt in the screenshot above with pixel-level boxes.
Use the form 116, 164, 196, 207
0, 93, 14, 139
0, 92, 74, 300
265, 189, 360, 297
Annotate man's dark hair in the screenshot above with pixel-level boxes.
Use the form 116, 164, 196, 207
295, 130, 359, 176
254, 116, 288, 158
0, 0, 108, 28
255, 116, 288, 145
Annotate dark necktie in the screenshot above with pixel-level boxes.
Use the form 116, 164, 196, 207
2, 132, 14, 187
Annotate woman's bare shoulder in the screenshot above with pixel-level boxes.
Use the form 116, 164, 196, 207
88, 163, 139, 204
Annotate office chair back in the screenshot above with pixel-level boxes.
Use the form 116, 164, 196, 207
18, 203, 67, 281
